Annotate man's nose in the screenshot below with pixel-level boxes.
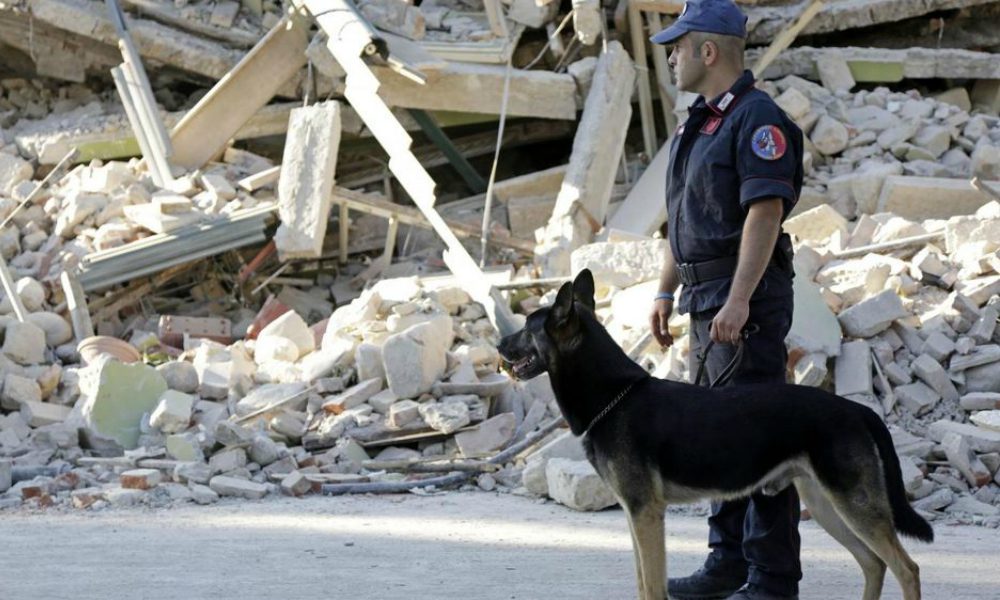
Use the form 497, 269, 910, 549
667, 49, 677, 67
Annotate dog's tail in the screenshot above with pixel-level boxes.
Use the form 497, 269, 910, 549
864, 410, 934, 543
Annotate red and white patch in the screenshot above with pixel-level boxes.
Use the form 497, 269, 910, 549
750, 125, 787, 160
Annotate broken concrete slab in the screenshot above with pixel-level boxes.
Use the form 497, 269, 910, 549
382, 319, 451, 398
928, 419, 1000, 454
545, 458, 617, 512
274, 101, 342, 261
77, 358, 168, 449
838, 290, 909, 338
454, 412, 515, 457
535, 41, 636, 275
208, 475, 268, 499
877, 176, 1000, 220
569, 239, 667, 290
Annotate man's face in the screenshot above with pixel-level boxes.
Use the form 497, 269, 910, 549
668, 34, 707, 93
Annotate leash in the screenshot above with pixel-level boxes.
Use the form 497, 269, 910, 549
582, 380, 638, 437
693, 323, 760, 388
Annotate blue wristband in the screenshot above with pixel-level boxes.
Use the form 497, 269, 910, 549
654, 292, 675, 302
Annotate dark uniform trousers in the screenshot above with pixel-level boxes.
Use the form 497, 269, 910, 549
688, 298, 802, 596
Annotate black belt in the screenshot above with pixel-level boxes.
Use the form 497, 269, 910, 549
675, 255, 780, 286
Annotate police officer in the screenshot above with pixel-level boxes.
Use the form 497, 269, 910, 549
647, 1, 804, 599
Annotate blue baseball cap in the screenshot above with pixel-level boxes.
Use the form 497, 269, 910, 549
649, 0, 747, 45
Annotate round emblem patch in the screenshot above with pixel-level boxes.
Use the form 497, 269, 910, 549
750, 125, 787, 161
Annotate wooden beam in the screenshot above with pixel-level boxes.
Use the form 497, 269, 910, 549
60, 271, 95, 341
169, 13, 309, 170
627, 0, 657, 158
751, 0, 824, 79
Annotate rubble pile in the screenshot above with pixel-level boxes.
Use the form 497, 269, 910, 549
762, 76, 1000, 219
0, 272, 562, 508
0, 0, 999, 526
780, 199, 1000, 524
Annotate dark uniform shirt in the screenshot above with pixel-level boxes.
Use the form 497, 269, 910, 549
666, 70, 804, 315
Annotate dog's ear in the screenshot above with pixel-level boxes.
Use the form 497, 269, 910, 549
549, 281, 575, 328
572, 269, 596, 311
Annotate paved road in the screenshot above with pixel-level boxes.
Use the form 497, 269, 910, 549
1, 492, 997, 599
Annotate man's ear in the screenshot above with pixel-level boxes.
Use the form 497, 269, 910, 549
549, 281, 575, 328
572, 269, 596, 312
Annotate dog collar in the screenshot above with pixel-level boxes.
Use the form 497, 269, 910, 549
582, 380, 638, 437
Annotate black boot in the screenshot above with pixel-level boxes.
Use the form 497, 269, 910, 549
667, 564, 747, 600
725, 584, 798, 600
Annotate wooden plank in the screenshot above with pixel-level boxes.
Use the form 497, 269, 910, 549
627, 1, 657, 158
60, 271, 95, 341
751, 0, 824, 79
169, 13, 309, 170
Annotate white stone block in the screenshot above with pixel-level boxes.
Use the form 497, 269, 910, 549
545, 458, 617, 511
149, 390, 195, 433
838, 290, 908, 338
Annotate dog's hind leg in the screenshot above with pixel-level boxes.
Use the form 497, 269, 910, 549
623, 501, 667, 600
795, 478, 885, 600
824, 484, 921, 600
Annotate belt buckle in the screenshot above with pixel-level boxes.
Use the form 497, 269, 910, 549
678, 263, 696, 285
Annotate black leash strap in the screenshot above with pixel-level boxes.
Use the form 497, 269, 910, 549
693, 323, 760, 388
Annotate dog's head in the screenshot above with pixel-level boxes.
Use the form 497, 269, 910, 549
497, 269, 596, 380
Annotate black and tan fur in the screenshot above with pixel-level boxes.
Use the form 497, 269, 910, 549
498, 270, 933, 600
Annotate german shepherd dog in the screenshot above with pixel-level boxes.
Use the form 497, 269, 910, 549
497, 270, 933, 600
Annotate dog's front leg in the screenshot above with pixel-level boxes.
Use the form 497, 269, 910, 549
624, 502, 666, 600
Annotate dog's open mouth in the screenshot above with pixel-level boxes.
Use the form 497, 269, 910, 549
510, 355, 538, 378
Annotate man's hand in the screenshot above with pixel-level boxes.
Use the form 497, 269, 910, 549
710, 297, 749, 345
650, 298, 675, 348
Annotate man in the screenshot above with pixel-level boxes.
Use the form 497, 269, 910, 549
647, 2, 804, 600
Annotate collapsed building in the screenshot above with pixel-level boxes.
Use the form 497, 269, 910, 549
0, 0, 999, 526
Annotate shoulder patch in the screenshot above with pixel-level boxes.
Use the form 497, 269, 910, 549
750, 125, 787, 161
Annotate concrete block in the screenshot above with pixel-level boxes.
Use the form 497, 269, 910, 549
944, 495, 1000, 516
838, 290, 908, 338
19, 400, 71, 427
961, 393, 1000, 411
950, 344, 1000, 372
355, 342, 385, 383
971, 410, 1000, 433
968, 308, 998, 344
235, 382, 307, 418
810, 115, 849, 156
368, 389, 398, 415
877, 176, 999, 220
546, 458, 617, 511
156, 361, 200, 393
281, 471, 313, 496
783, 204, 848, 243
387, 399, 421, 428
2, 320, 46, 365
120, 468, 163, 490
77, 359, 168, 450
418, 400, 469, 434
249, 435, 281, 466
912, 487, 954, 512
274, 101, 341, 260
895, 382, 940, 416
1, 373, 42, 410
920, 331, 956, 363
775, 87, 811, 120
382, 319, 451, 398
971, 144, 1000, 180
942, 431, 992, 489
25, 312, 72, 347
166, 433, 204, 462
455, 413, 516, 457
322, 378, 382, 414
816, 53, 855, 92
911, 354, 960, 402
149, 390, 195, 433
258, 310, 315, 357
569, 239, 668, 290
209, 447, 248, 475
835, 340, 872, 398
189, 483, 220, 505
927, 419, 1000, 453
209, 475, 268, 499
174, 462, 213, 485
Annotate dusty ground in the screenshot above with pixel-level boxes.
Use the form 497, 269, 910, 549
1, 492, 997, 600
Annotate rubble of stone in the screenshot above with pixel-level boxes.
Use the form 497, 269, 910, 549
0, 0, 999, 529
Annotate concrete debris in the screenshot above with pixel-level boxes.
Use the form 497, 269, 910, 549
0, 0, 997, 530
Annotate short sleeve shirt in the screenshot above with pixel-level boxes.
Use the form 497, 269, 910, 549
665, 70, 804, 315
